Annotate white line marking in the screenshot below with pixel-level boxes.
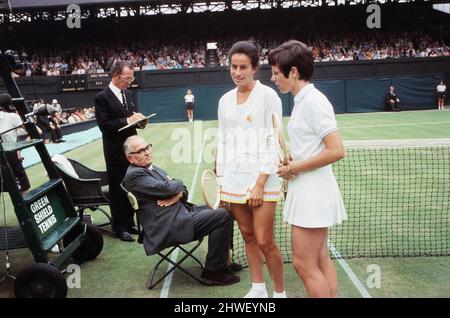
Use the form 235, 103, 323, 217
160, 123, 206, 298
339, 121, 450, 129
337, 109, 444, 116
328, 240, 372, 298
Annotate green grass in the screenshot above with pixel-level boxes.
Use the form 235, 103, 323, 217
336, 110, 450, 140
1, 109, 450, 298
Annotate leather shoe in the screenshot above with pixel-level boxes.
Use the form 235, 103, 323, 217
118, 231, 135, 242
128, 226, 139, 235
226, 262, 243, 273
201, 269, 240, 286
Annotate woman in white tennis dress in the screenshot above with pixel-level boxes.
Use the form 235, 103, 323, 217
216, 41, 285, 298
269, 40, 347, 297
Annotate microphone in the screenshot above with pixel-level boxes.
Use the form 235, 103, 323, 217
25, 104, 60, 118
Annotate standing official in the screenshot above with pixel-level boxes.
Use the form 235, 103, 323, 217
184, 89, 195, 122
95, 61, 147, 242
0, 93, 31, 195
437, 80, 446, 110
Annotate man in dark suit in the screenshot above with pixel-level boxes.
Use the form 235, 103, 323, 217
385, 85, 401, 111
122, 135, 240, 286
95, 61, 147, 242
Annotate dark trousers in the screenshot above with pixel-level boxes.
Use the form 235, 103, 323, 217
6, 152, 30, 192
50, 126, 62, 141
107, 162, 135, 233
191, 205, 233, 272
387, 100, 400, 111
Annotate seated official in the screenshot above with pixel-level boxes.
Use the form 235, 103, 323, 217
385, 85, 401, 111
122, 135, 240, 286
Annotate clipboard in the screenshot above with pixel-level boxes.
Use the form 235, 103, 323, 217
118, 113, 156, 132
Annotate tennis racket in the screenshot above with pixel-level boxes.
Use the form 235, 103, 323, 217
201, 169, 221, 209
272, 113, 289, 165
272, 112, 289, 196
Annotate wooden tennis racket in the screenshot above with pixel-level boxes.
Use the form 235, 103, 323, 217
272, 112, 289, 196
201, 169, 221, 209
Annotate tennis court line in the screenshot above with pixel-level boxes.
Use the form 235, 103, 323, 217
328, 240, 372, 298
339, 121, 450, 129
282, 121, 450, 134
337, 109, 444, 116
160, 122, 206, 298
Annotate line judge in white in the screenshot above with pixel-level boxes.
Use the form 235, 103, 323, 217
269, 40, 347, 298
437, 80, 446, 110
184, 89, 195, 122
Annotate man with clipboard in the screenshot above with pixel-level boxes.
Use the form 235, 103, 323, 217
95, 61, 148, 242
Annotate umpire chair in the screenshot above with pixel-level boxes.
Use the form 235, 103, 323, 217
52, 154, 112, 230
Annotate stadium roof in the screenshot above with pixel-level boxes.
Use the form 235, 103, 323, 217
7, 0, 450, 9
8, 0, 143, 9
2, 0, 450, 17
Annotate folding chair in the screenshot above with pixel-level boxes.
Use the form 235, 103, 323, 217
120, 183, 209, 289
52, 154, 112, 231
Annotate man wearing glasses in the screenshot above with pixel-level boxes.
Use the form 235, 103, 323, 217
95, 61, 147, 242
122, 136, 240, 285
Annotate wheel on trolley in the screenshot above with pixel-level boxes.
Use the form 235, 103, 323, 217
63, 223, 104, 263
14, 263, 67, 298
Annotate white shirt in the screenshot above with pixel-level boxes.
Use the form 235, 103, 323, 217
108, 82, 126, 105
216, 80, 282, 175
0, 111, 23, 143
184, 94, 194, 103
437, 84, 446, 93
288, 84, 337, 161
283, 83, 347, 228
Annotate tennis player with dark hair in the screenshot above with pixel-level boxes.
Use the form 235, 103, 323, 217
269, 40, 347, 298
216, 40, 285, 298
95, 60, 148, 242
122, 135, 240, 286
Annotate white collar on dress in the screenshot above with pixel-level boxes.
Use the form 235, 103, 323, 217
294, 83, 314, 104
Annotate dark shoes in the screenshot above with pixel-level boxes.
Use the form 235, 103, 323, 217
201, 269, 240, 286
117, 231, 135, 242
226, 262, 243, 273
128, 226, 140, 235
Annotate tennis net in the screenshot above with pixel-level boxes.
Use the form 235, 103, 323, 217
232, 139, 450, 265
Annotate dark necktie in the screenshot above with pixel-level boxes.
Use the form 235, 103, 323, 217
121, 90, 128, 110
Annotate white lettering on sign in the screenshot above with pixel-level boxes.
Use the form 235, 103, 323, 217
34, 205, 54, 224
30, 196, 50, 213
38, 215, 57, 233
30, 195, 57, 234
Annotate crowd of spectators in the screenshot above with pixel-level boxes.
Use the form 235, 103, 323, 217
13, 30, 449, 77
29, 98, 95, 143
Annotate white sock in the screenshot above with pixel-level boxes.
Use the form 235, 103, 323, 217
252, 282, 267, 292
273, 291, 287, 298
244, 283, 268, 298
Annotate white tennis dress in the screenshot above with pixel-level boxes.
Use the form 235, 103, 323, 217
283, 84, 347, 228
216, 81, 282, 203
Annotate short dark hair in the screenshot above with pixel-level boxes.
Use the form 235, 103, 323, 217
268, 40, 314, 81
228, 40, 260, 69
111, 60, 131, 77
